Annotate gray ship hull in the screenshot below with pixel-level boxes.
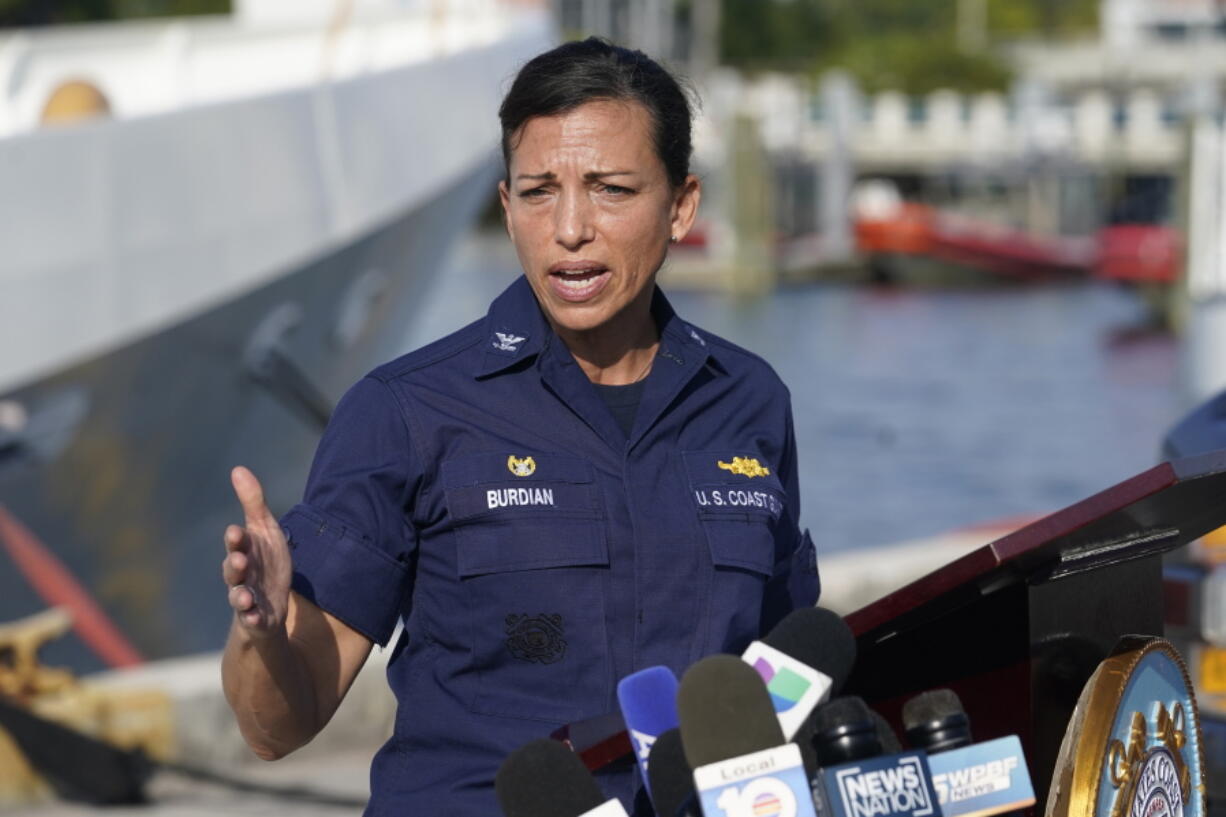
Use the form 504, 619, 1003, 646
0, 159, 500, 673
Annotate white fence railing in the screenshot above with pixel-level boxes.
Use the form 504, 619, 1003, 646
721, 72, 1188, 171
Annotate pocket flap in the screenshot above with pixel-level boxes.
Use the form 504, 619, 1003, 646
455, 517, 609, 578
704, 519, 776, 577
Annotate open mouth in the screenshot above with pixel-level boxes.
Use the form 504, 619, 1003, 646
548, 265, 610, 302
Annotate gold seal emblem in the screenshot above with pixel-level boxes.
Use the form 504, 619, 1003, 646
1047, 637, 1205, 817
507, 455, 536, 477
717, 457, 771, 478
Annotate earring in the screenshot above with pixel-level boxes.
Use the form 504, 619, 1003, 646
669, 235, 678, 243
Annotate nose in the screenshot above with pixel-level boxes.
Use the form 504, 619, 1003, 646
553, 188, 594, 250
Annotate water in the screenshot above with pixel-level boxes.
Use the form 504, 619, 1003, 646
407, 232, 1181, 555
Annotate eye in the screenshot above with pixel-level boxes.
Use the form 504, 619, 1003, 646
518, 187, 549, 199
600, 184, 635, 196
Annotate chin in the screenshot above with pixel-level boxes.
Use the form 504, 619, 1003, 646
548, 305, 614, 334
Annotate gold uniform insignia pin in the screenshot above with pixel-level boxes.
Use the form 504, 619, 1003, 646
717, 457, 770, 478
507, 455, 536, 477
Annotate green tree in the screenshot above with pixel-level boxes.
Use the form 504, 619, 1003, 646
720, 0, 1098, 92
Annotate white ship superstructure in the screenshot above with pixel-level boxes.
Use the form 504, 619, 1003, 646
0, 0, 551, 395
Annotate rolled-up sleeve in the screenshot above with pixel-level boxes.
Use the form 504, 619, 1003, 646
280, 375, 418, 646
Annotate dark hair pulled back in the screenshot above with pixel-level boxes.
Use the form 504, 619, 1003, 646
498, 38, 694, 189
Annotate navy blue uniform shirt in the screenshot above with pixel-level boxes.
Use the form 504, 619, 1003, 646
280, 276, 819, 815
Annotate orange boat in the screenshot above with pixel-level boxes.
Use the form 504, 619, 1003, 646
854, 201, 936, 256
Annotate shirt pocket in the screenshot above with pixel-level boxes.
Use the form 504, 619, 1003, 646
441, 452, 611, 722
683, 450, 785, 653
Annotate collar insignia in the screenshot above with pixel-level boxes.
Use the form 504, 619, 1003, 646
493, 332, 527, 353
718, 457, 770, 478
687, 326, 706, 347
507, 455, 536, 477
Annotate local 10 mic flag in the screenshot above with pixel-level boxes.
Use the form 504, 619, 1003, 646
742, 642, 831, 739
925, 736, 1034, 817
815, 750, 943, 817
693, 743, 817, 817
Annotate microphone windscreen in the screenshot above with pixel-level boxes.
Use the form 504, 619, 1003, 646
496, 738, 605, 817
811, 696, 882, 766
761, 607, 856, 693
812, 695, 873, 735
902, 688, 972, 752
677, 654, 784, 769
647, 728, 694, 817
901, 688, 964, 728
617, 665, 679, 755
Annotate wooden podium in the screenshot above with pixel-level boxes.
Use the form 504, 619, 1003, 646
842, 450, 1226, 806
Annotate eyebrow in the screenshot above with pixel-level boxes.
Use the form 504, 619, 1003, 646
514, 170, 637, 182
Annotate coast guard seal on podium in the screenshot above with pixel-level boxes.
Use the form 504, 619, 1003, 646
1047, 636, 1206, 817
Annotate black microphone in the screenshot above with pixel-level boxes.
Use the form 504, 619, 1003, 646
901, 690, 1035, 817
902, 690, 971, 753
747, 607, 857, 776
496, 738, 629, 817
677, 654, 784, 768
678, 654, 818, 817
811, 696, 882, 768
759, 607, 857, 698
809, 696, 942, 817
646, 728, 697, 817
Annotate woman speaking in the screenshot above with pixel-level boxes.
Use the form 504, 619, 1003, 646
219, 38, 819, 816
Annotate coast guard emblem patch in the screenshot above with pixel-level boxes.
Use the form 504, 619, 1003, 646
505, 613, 567, 664
718, 457, 771, 478
507, 455, 536, 477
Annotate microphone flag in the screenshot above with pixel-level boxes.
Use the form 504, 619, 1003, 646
742, 641, 832, 739
925, 736, 1034, 817
694, 743, 818, 817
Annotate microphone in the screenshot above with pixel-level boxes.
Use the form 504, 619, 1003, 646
678, 654, 819, 817
565, 608, 856, 777
902, 690, 1035, 817
809, 697, 942, 817
617, 665, 679, 798
496, 738, 630, 817
743, 607, 856, 740
646, 728, 698, 817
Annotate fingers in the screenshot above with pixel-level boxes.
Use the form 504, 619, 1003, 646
224, 523, 248, 553
229, 583, 255, 612
229, 585, 265, 630
222, 548, 248, 586
231, 466, 275, 527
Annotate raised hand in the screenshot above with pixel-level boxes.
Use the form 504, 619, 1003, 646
222, 466, 292, 639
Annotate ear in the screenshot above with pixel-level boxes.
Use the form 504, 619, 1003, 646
498, 179, 513, 240
668, 174, 701, 243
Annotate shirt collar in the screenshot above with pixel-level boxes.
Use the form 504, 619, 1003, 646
474, 275, 720, 378
475, 276, 549, 378
651, 286, 723, 376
